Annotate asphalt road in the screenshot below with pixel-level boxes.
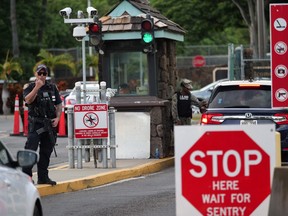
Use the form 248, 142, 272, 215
0, 115, 69, 166
41, 167, 176, 216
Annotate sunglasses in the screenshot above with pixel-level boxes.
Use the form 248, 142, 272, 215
37, 72, 47, 76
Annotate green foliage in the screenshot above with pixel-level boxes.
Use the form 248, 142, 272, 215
0, 50, 23, 80
35, 49, 76, 77
0, 0, 119, 81
150, 0, 247, 47
1, 0, 285, 80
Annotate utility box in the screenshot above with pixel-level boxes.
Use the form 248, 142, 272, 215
115, 112, 150, 158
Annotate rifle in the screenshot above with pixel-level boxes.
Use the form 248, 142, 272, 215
36, 118, 56, 146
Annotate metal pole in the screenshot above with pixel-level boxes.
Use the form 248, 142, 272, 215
67, 106, 75, 168
100, 81, 108, 168
93, 84, 100, 168
257, 0, 265, 58
240, 45, 244, 80
81, 38, 91, 163
228, 43, 234, 80
87, 0, 93, 77
82, 39, 87, 103
109, 107, 116, 168
75, 83, 83, 169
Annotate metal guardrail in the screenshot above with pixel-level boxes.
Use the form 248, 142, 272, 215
66, 81, 118, 169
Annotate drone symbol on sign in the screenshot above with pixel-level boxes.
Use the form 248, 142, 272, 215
274, 41, 287, 55
83, 112, 99, 128
275, 88, 288, 102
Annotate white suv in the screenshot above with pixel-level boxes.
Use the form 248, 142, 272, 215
65, 81, 100, 107
0, 140, 42, 216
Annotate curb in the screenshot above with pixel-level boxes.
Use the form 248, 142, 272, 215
37, 157, 174, 197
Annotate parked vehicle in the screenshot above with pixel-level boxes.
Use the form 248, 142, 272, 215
65, 81, 100, 108
191, 79, 228, 115
201, 79, 288, 162
59, 90, 70, 107
0, 140, 43, 216
191, 78, 228, 101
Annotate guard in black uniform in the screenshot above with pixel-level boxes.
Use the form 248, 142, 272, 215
172, 79, 207, 125
23, 64, 62, 185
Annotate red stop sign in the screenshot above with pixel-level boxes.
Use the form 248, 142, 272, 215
181, 131, 270, 216
193, 55, 206, 67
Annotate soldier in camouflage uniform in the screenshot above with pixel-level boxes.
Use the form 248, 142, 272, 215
22, 64, 62, 185
172, 79, 207, 125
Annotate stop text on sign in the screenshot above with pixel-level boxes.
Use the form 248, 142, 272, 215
175, 127, 275, 216
190, 150, 262, 177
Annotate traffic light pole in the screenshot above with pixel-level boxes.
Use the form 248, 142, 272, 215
148, 52, 157, 96
81, 38, 92, 163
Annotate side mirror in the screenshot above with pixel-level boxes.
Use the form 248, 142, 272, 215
17, 150, 39, 168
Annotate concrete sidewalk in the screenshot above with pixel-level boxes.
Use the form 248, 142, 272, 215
35, 157, 174, 197
0, 115, 174, 197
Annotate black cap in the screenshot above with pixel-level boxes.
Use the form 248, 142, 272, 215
36, 64, 48, 73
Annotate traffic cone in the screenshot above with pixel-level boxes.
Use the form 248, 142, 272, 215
58, 96, 67, 137
10, 94, 21, 136
23, 99, 28, 136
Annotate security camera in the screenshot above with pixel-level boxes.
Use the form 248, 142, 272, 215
77, 10, 84, 18
73, 26, 87, 41
59, 7, 72, 18
87, 7, 98, 17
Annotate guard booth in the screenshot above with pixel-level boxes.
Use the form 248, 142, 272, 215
97, 0, 185, 159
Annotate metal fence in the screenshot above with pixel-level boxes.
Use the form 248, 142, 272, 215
176, 55, 228, 68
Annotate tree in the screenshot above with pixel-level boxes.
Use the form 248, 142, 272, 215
35, 49, 76, 77
150, 0, 248, 47
10, 0, 19, 58
0, 50, 23, 80
86, 54, 99, 81
0, 0, 120, 80
232, 0, 268, 58
0, 50, 23, 114
151, 0, 285, 58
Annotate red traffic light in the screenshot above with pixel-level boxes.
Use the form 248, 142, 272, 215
141, 19, 153, 31
89, 23, 100, 33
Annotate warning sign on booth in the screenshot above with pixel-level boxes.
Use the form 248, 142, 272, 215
74, 104, 108, 139
271, 4, 288, 108
175, 125, 276, 216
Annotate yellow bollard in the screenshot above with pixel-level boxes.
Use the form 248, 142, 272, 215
275, 132, 281, 167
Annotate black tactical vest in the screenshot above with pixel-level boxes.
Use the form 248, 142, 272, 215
27, 83, 57, 119
177, 92, 192, 118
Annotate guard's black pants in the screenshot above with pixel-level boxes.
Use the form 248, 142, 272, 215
22, 121, 56, 180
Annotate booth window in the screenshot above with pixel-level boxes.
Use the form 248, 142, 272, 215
110, 52, 149, 95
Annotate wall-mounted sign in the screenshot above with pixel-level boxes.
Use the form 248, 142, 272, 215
270, 4, 288, 108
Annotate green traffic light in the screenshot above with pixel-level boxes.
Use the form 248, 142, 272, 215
142, 33, 153, 43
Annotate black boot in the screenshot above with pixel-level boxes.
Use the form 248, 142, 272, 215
37, 177, 57, 186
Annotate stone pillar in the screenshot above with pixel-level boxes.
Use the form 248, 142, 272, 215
149, 39, 179, 157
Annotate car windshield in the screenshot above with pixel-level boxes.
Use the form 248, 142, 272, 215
209, 85, 271, 108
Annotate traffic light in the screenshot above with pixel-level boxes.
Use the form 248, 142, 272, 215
88, 19, 102, 47
141, 16, 154, 53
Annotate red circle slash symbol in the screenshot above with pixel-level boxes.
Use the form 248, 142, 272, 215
83, 112, 99, 128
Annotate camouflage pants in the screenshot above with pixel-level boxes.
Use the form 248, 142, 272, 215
178, 117, 192, 125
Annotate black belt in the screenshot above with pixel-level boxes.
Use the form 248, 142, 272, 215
29, 116, 48, 123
